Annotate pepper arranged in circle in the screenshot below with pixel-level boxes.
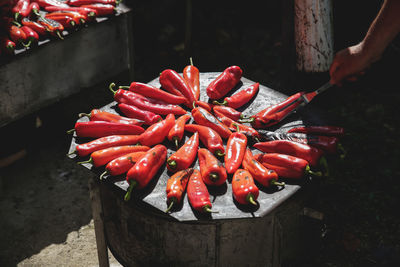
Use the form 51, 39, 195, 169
187, 169, 217, 213
165, 168, 194, 213
198, 148, 227, 186
167, 131, 199, 172
232, 169, 259, 206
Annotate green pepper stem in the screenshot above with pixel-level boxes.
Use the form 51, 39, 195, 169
239, 114, 251, 120
67, 150, 77, 156
88, 11, 96, 17
77, 158, 93, 165
14, 12, 19, 22
119, 85, 130, 89
70, 21, 76, 27
99, 171, 108, 180
247, 194, 258, 206
232, 123, 240, 132
66, 128, 75, 134
78, 112, 91, 118
209, 173, 219, 182
22, 40, 31, 48
165, 198, 176, 213
80, 18, 86, 24
305, 165, 322, 177
238, 117, 255, 123
109, 82, 117, 95
212, 100, 227, 106
215, 150, 225, 157
172, 137, 179, 149
167, 159, 177, 169
124, 180, 137, 201
337, 143, 347, 159
270, 179, 285, 187
203, 205, 218, 213
192, 101, 196, 109
56, 30, 64, 40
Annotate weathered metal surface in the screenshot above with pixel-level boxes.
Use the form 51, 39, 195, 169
68, 72, 327, 266
294, 0, 334, 72
0, 4, 133, 127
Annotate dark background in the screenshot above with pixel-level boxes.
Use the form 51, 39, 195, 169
1, 0, 399, 266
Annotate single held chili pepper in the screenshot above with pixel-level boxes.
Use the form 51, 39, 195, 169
187, 169, 217, 213
78, 109, 143, 126
67, 121, 145, 138
191, 106, 232, 139
79, 4, 116, 16
167, 131, 199, 172
12, 0, 31, 21
225, 125, 248, 174
44, 6, 98, 19
167, 114, 191, 148
69, 135, 140, 157
20, 25, 39, 47
118, 82, 187, 105
21, 17, 48, 36
124, 144, 167, 201
165, 168, 194, 213
110, 83, 187, 116
287, 126, 345, 137
242, 148, 283, 187
183, 57, 200, 101
213, 105, 250, 121
198, 148, 227, 186
258, 130, 345, 156
36, 0, 69, 9
68, 0, 118, 6
253, 140, 327, 169
253, 153, 322, 179
9, 25, 27, 44
213, 82, 259, 109
100, 151, 147, 180
250, 92, 305, 129
194, 100, 213, 112
37, 16, 64, 39
206, 65, 243, 100
159, 69, 196, 108
77, 145, 150, 167
0, 36, 16, 54
185, 124, 225, 157
138, 113, 175, 147
118, 103, 161, 125
232, 169, 259, 205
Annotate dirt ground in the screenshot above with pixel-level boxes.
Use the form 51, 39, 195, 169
1, 0, 400, 266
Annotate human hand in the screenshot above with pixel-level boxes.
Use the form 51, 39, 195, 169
329, 42, 378, 86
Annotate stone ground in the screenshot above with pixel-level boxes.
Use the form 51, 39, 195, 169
1, 0, 400, 266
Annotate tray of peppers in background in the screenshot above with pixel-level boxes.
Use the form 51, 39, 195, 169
67, 59, 346, 215
0, 0, 122, 56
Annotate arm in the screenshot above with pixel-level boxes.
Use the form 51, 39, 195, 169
329, 0, 400, 85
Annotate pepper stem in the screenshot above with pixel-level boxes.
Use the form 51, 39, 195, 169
22, 40, 31, 48
247, 194, 258, 206
88, 11, 96, 18
119, 85, 130, 89
203, 205, 218, 213
14, 12, 19, 22
192, 101, 196, 109
270, 179, 285, 187
189, 57, 193, 66
167, 159, 177, 169
77, 158, 93, 165
67, 150, 77, 156
99, 171, 108, 180
212, 100, 227, 106
215, 150, 225, 157
232, 123, 240, 132
80, 18, 86, 25
209, 173, 219, 182
66, 128, 75, 134
337, 143, 347, 159
165, 198, 176, 213
238, 117, 255, 123
305, 165, 322, 177
70, 21, 76, 27
173, 137, 179, 149
124, 180, 137, 201
109, 82, 117, 95
240, 114, 251, 120
78, 112, 91, 118
56, 30, 64, 40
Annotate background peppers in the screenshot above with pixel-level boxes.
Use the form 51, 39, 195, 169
198, 148, 227, 186
167, 131, 199, 172
187, 169, 216, 213
206, 65, 242, 100
165, 168, 193, 213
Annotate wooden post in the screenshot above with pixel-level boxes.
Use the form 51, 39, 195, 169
294, 0, 334, 73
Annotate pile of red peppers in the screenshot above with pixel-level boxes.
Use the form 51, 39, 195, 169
68, 61, 346, 214
0, 0, 120, 55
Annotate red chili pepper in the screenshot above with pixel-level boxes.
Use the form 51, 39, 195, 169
187, 169, 217, 213
224, 125, 247, 174
119, 82, 187, 105
77, 145, 150, 167
183, 57, 200, 101
253, 153, 322, 179
191, 106, 232, 139
165, 168, 194, 213
253, 140, 326, 168
241, 148, 283, 188
250, 92, 305, 129
213, 105, 249, 121
198, 148, 227, 186
159, 69, 196, 108
79, 4, 115, 16
45, 6, 98, 19
167, 114, 191, 148
194, 100, 213, 112
68, 0, 118, 7
167, 131, 199, 172
232, 169, 259, 205
44, 14, 77, 28
37, 16, 64, 39
206, 65, 243, 100
0, 36, 16, 54
20, 25, 39, 47
124, 144, 167, 201
29, 2, 40, 16
110, 83, 187, 116
100, 151, 147, 180
36, 0, 69, 9
184, 124, 225, 157
67, 121, 145, 138
12, 0, 31, 21
69, 135, 141, 157
287, 126, 345, 137
138, 113, 175, 146
213, 82, 259, 109
9, 25, 27, 44
21, 17, 48, 36
46, 11, 87, 25
118, 103, 162, 126
78, 109, 143, 126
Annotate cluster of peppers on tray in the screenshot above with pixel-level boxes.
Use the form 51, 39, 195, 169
0, 0, 120, 55
68, 60, 346, 214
